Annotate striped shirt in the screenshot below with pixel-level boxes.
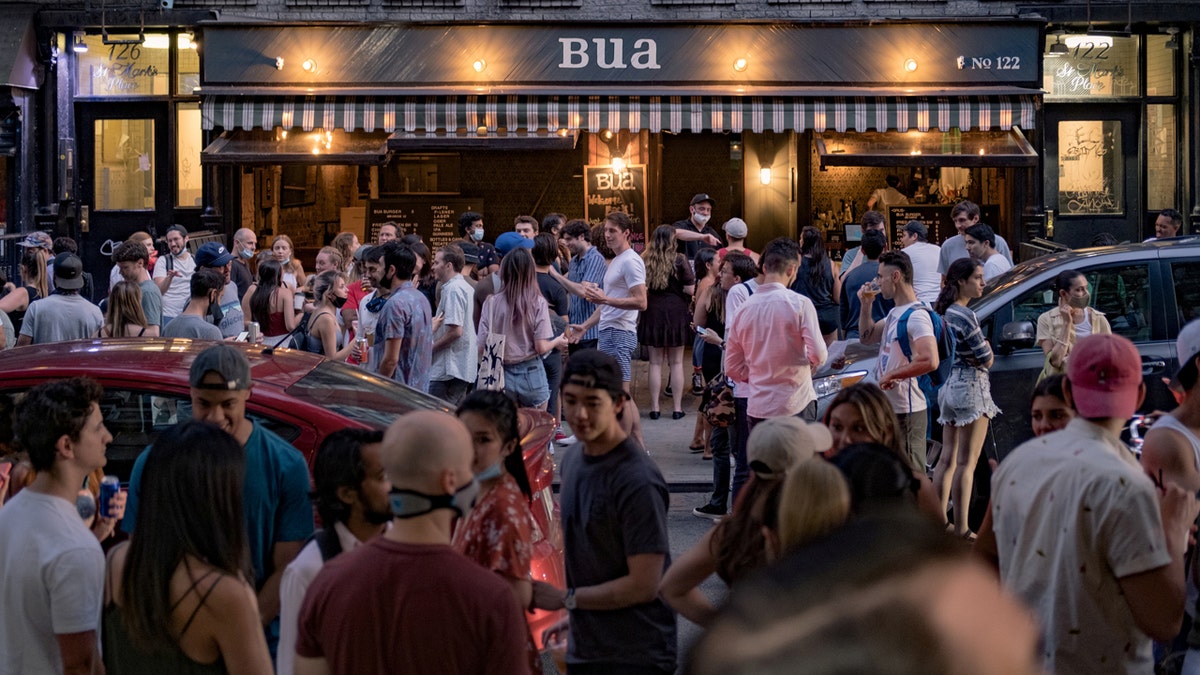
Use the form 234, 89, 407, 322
944, 303, 991, 370
568, 246, 606, 342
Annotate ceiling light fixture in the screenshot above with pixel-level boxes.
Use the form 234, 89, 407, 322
71, 31, 88, 53
302, 59, 317, 73
1048, 30, 1069, 57
472, 59, 486, 73
1165, 27, 1180, 50
904, 58, 918, 73
733, 57, 748, 72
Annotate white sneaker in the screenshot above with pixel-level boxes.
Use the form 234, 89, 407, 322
556, 434, 577, 446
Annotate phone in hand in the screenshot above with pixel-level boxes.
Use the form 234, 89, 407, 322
695, 326, 709, 336
235, 331, 249, 342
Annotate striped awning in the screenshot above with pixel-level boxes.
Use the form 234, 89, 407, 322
202, 94, 1038, 135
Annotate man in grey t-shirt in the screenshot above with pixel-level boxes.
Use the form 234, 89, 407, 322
17, 254, 104, 346
163, 269, 225, 341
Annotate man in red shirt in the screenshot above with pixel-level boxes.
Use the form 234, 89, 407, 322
295, 410, 529, 675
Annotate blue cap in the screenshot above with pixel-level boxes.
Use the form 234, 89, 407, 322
495, 231, 535, 256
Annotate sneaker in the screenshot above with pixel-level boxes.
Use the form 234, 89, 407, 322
556, 434, 577, 446
692, 504, 726, 521
554, 426, 568, 442
692, 372, 705, 395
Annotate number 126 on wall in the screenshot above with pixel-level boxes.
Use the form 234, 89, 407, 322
956, 55, 1022, 70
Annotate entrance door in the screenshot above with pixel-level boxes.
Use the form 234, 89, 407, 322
1044, 104, 1139, 247
77, 103, 170, 296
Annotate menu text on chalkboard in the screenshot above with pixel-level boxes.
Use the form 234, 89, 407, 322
585, 165, 648, 253
367, 198, 483, 252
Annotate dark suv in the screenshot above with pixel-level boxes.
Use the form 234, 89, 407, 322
814, 237, 1200, 458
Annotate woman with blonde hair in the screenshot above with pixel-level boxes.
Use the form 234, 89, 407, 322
271, 234, 306, 291
304, 270, 353, 360
776, 458, 851, 554
660, 416, 830, 626
823, 382, 941, 520
0, 250, 47, 334
638, 225, 696, 420
101, 281, 150, 337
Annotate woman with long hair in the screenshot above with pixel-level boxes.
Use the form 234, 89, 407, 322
776, 457, 851, 554
400, 235, 437, 312
930, 258, 999, 537
452, 390, 540, 674
478, 248, 568, 410
304, 270, 353, 360
103, 420, 272, 674
271, 235, 306, 291
101, 281, 150, 337
330, 232, 360, 276
638, 225, 696, 420
687, 248, 723, 456
0, 250, 47, 334
1036, 269, 1112, 380
241, 258, 298, 347
790, 226, 841, 346
822, 382, 942, 520
660, 417, 825, 627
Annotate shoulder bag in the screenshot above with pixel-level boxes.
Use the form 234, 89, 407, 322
476, 299, 506, 391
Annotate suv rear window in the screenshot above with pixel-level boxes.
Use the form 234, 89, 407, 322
285, 361, 447, 429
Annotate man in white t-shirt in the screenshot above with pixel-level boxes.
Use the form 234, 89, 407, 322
0, 378, 111, 675
153, 224, 197, 324
858, 250, 939, 473
429, 245, 478, 405
898, 220, 942, 305
965, 223, 1012, 282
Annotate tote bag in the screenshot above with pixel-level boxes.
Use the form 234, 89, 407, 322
476, 300, 506, 391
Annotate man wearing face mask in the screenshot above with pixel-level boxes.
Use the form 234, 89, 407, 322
161, 268, 225, 340
230, 228, 257, 299
458, 211, 499, 278
673, 193, 724, 263
294, 411, 529, 675
194, 242, 245, 338
1036, 269, 1112, 381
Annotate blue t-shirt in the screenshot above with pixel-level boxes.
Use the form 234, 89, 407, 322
122, 422, 313, 584
372, 281, 433, 392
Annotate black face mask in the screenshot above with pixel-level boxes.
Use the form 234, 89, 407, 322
387, 479, 479, 520
331, 295, 348, 309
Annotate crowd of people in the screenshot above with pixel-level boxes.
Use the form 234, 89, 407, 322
0, 200, 1198, 675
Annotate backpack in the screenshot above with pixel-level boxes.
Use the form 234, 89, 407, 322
309, 527, 343, 562
896, 305, 957, 408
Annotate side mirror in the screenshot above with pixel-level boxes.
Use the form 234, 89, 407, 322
998, 320, 1036, 354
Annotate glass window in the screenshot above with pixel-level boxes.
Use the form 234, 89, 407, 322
94, 119, 155, 211
1173, 261, 1200, 326
1044, 34, 1139, 100
1056, 120, 1123, 216
1147, 105, 1177, 211
1006, 263, 1154, 344
176, 33, 200, 96
75, 34, 171, 97
177, 103, 203, 207
1146, 35, 1176, 97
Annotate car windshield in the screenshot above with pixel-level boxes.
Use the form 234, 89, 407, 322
285, 361, 449, 428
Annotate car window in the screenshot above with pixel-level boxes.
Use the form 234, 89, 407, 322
1005, 262, 1154, 344
1171, 261, 1200, 327
285, 360, 447, 428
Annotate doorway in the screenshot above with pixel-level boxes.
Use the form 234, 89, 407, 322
1044, 104, 1140, 247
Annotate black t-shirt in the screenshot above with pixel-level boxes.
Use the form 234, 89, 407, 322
536, 272, 569, 339
558, 437, 677, 671
672, 218, 724, 261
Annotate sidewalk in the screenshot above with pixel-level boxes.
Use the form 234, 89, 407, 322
554, 354, 716, 490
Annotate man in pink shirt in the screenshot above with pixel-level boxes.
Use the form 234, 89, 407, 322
725, 238, 828, 426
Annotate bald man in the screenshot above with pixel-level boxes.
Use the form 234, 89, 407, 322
294, 411, 529, 675
230, 228, 257, 299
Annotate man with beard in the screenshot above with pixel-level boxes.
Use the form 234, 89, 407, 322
277, 429, 391, 675
372, 242, 433, 391
123, 344, 313, 657
153, 225, 196, 325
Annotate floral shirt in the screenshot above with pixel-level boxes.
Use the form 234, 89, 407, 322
452, 473, 539, 675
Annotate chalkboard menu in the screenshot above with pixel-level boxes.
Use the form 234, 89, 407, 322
585, 165, 648, 253
889, 204, 1001, 246
367, 198, 482, 252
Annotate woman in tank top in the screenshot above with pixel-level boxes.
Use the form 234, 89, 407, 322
100, 281, 150, 338
303, 270, 352, 359
0, 250, 48, 334
242, 258, 298, 347
103, 420, 272, 675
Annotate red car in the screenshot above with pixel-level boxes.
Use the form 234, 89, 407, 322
0, 338, 566, 647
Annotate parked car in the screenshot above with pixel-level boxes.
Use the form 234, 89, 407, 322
815, 237, 1200, 459
0, 338, 566, 646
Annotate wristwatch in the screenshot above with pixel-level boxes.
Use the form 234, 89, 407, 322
563, 588, 577, 610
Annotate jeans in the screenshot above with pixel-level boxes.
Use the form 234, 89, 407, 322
691, 334, 705, 368
542, 349, 563, 420
730, 397, 750, 504
429, 377, 472, 407
896, 410, 929, 474
504, 357, 550, 408
707, 424, 731, 511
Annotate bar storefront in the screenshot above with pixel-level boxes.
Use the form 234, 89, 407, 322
195, 21, 1043, 256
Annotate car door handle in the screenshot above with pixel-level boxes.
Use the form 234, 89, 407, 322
1142, 359, 1167, 374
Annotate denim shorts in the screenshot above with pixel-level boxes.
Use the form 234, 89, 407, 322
504, 356, 550, 408
937, 366, 1001, 427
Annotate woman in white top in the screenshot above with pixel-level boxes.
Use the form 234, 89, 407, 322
1036, 269, 1112, 381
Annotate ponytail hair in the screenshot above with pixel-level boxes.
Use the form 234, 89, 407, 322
933, 258, 979, 315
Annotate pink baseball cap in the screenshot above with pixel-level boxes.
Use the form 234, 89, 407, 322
1066, 334, 1143, 419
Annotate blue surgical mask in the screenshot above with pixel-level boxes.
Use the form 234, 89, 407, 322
388, 478, 480, 519
476, 461, 503, 482
239, 248, 254, 259
472, 228, 484, 242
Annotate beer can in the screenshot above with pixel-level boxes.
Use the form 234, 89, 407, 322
356, 335, 370, 367
99, 475, 120, 519
248, 321, 260, 344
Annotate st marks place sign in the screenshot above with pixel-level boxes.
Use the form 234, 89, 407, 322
200, 22, 1041, 90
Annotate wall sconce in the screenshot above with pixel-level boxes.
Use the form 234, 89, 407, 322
904, 58, 918, 73
759, 167, 771, 185
472, 59, 486, 73
302, 58, 317, 73
1165, 27, 1180, 50
733, 57, 748, 72
275, 57, 284, 70
602, 129, 613, 140
1047, 30, 1069, 57
71, 32, 88, 53
612, 156, 627, 173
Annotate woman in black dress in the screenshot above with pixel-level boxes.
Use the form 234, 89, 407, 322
791, 226, 841, 346
639, 225, 696, 419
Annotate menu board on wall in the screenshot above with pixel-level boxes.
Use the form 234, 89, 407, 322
889, 204, 1001, 246
585, 165, 647, 253
367, 198, 482, 251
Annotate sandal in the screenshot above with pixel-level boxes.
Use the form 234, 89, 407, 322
689, 445, 705, 453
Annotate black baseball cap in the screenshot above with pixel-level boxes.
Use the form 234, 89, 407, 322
691, 193, 715, 207
562, 349, 627, 400
190, 344, 252, 391
53, 253, 85, 290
